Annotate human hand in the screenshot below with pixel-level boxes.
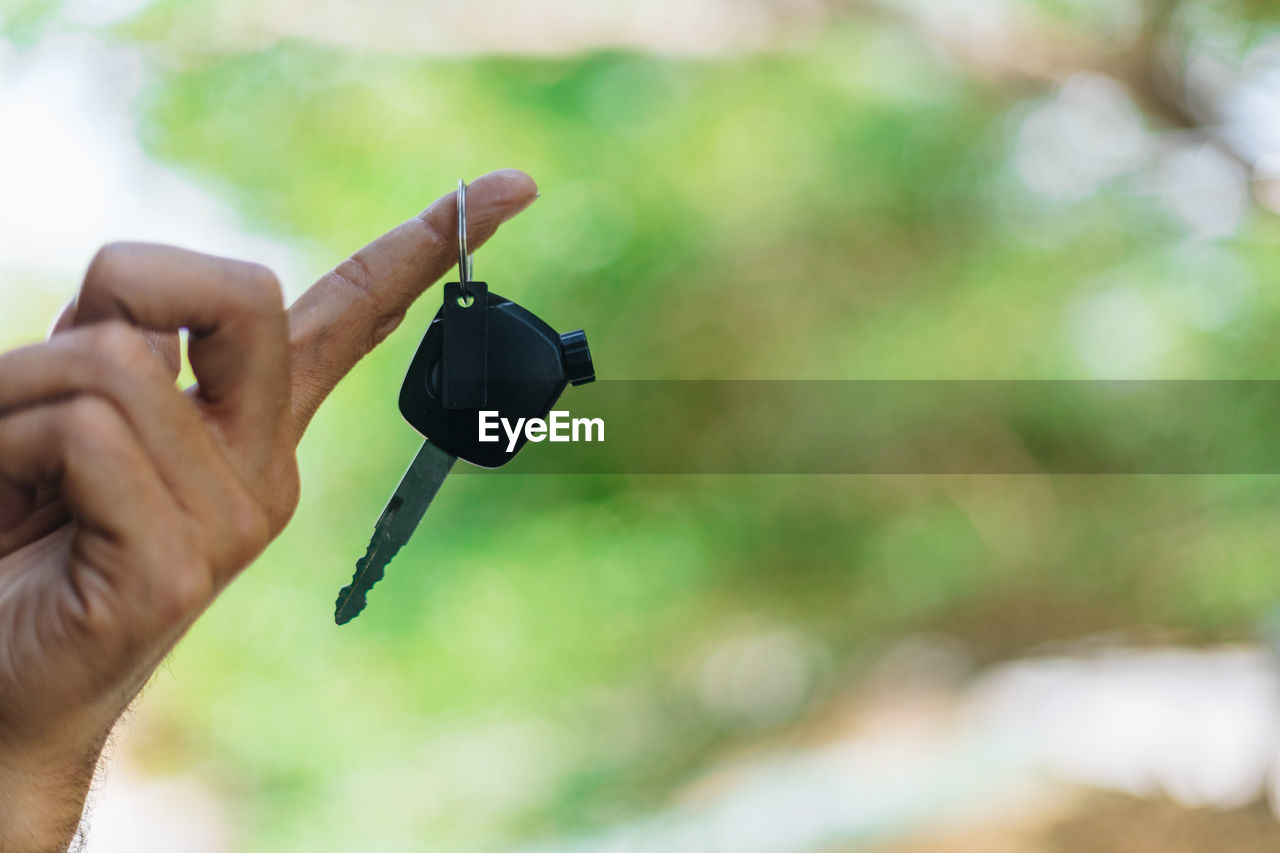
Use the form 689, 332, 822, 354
0, 169, 537, 851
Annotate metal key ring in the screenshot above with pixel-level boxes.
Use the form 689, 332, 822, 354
457, 178, 474, 296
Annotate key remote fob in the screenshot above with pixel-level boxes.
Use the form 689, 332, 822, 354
399, 287, 595, 468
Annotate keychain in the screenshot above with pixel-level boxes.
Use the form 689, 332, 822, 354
334, 180, 596, 624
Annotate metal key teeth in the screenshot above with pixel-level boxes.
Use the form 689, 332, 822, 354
335, 544, 393, 624
334, 578, 373, 625
335, 502, 403, 625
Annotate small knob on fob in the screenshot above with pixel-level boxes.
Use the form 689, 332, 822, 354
559, 330, 595, 386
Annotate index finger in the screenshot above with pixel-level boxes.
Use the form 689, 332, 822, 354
286, 169, 538, 436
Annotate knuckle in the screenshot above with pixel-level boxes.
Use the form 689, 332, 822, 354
130, 519, 215, 625
129, 521, 215, 625
226, 491, 272, 564
57, 395, 122, 447
412, 211, 447, 253
84, 321, 157, 377
267, 458, 301, 533
156, 559, 215, 623
83, 241, 135, 293
331, 254, 377, 298
229, 261, 284, 313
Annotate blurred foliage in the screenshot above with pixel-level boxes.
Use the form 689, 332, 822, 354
0, 0, 60, 46
9, 1, 1280, 851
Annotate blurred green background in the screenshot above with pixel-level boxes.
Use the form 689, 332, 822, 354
9, 0, 1280, 850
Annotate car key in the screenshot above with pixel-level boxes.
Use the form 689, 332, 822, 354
335, 180, 596, 625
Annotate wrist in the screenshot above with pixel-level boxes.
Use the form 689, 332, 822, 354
0, 742, 102, 853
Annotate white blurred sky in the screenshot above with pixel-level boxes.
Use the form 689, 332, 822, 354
0, 33, 306, 292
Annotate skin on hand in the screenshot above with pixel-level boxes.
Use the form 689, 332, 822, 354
0, 169, 537, 852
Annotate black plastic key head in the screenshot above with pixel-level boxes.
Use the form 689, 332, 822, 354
400, 286, 595, 468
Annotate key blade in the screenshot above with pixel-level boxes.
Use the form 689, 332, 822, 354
334, 497, 402, 625
335, 441, 457, 625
